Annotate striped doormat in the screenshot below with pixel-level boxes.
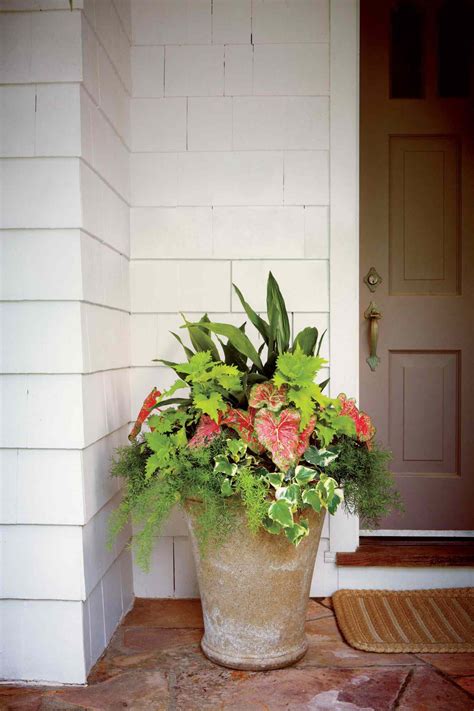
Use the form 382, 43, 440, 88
333, 588, 474, 653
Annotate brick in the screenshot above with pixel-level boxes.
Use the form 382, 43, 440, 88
82, 427, 126, 523
132, 536, 174, 598
81, 13, 100, 103
131, 207, 212, 259
212, 0, 251, 44
224, 44, 253, 95
97, 45, 130, 146
165, 45, 224, 97
131, 98, 186, 152
130, 260, 231, 312
91, 98, 129, 201
131, 46, 164, 98
253, 43, 329, 95
31, 10, 82, 82
131, 152, 178, 206
212, 206, 305, 258
0, 85, 35, 157
252, 0, 329, 43
0, 13, 32, 83
284, 150, 329, 205
131, 0, 212, 45
187, 97, 232, 151
231, 260, 329, 311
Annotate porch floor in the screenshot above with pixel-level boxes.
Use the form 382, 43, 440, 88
2, 598, 473, 710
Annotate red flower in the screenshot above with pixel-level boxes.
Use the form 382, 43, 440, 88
129, 388, 161, 441
338, 393, 375, 444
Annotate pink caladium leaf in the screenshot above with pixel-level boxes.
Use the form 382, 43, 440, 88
222, 407, 265, 453
248, 382, 287, 412
188, 414, 222, 448
255, 408, 316, 471
338, 393, 376, 444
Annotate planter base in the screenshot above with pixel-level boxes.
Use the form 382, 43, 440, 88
201, 636, 308, 671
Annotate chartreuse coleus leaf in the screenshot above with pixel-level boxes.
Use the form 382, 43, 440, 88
274, 347, 326, 388
193, 390, 226, 422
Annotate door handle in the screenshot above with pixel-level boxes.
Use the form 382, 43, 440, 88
364, 301, 382, 371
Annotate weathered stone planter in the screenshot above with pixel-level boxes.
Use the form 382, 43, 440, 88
184, 504, 325, 671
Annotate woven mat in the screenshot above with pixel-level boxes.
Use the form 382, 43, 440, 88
333, 587, 474, 653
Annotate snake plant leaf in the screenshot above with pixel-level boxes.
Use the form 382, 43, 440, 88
267, 272, 290, 353
318, 377, 330, 392
170, 332, 194, 361
233, 282, 270, 344
316, 329, 327, 356
183, 321, 263, 371
292, 326, 318, 356
181, 314, 220, 362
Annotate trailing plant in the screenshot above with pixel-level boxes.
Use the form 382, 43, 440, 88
109, 273, 400, 569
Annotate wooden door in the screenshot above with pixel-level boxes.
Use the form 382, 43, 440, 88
360, 0, 474, 530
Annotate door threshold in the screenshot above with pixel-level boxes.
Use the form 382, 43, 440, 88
360, 529, 474, 538
336, 537, 474, 567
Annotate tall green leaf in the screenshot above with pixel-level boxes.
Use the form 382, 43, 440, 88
181, 314, 220, 361
267, 272, 290, 354
293, 326, 318, 356
170, 332, 194, 361
233, 282, 270, 344
316, 329, 327, 356
183, 321, 264, 371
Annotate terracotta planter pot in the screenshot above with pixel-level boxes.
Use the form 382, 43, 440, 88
184, 504, 325, 671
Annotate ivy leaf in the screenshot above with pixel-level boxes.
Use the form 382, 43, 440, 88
295, 465, 317, 485
263, 517, 283, 535
268, 498, 294, 527
226, 438, 246, 461
302, 488, 322, 513
193, 391, 226, 422
221, 479, 234, 497
304, 446, 339, 468
284, 519, 309, 545
277, 483, 300, 505
214, 455, 238, 477
267, 472, 283, 488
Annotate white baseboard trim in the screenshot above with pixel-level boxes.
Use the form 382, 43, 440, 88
360, 529, 474, 537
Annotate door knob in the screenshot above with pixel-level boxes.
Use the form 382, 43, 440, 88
364, 301, 382, 371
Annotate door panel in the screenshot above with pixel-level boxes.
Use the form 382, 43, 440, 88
360, 0, 474, 529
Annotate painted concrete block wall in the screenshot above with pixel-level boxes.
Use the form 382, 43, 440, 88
0, 0, 133, 683
129, 0, 338, 597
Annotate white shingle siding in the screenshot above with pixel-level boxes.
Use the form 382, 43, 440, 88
129, 0, 333, 600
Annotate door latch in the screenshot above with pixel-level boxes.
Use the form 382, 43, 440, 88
363, 266, 382, 293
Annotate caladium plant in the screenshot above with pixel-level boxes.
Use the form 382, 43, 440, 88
109, 273, 397, 567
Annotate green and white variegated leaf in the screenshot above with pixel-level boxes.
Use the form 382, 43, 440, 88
284, 518, 309, 545
214, 455, 238, 477
220, 479, 234, 497
268, 498, 294, 528
294, 465, 317, 485
304, 446, 339, 468
302, 488, 322, 512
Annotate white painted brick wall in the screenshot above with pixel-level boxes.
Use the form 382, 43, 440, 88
129, 0, 332, 599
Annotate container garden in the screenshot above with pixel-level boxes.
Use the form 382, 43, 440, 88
109, 273, 401, 670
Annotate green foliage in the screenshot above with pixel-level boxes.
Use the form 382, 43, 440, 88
108, 272, 402, 569
326, 437, 403, 527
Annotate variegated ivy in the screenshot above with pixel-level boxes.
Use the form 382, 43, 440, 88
123, 272, 377, 548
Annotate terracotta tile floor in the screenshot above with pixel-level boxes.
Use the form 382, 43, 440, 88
1, 598, 473, 710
